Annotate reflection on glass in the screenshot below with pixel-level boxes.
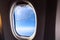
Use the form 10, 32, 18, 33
0, 14, 2, 34
14, 5, 36, 37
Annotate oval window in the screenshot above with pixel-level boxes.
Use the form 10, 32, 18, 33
10, 1, 37, 40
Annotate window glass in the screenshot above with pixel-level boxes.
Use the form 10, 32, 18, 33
14, 4, 36, 37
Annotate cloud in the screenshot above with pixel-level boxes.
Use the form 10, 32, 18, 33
14, 5, 34, 20
16, 26, 35, 36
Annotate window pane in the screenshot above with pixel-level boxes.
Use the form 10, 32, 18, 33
14, 5, 36, 37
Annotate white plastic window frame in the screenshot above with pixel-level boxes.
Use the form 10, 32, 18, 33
10, 1, 37, 40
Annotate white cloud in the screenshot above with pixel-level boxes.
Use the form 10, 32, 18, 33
16, 26, 35, 36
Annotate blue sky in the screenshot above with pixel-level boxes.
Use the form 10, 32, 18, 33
14, 5, 36, 37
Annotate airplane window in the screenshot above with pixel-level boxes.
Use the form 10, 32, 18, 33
10, 1, 37, 40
